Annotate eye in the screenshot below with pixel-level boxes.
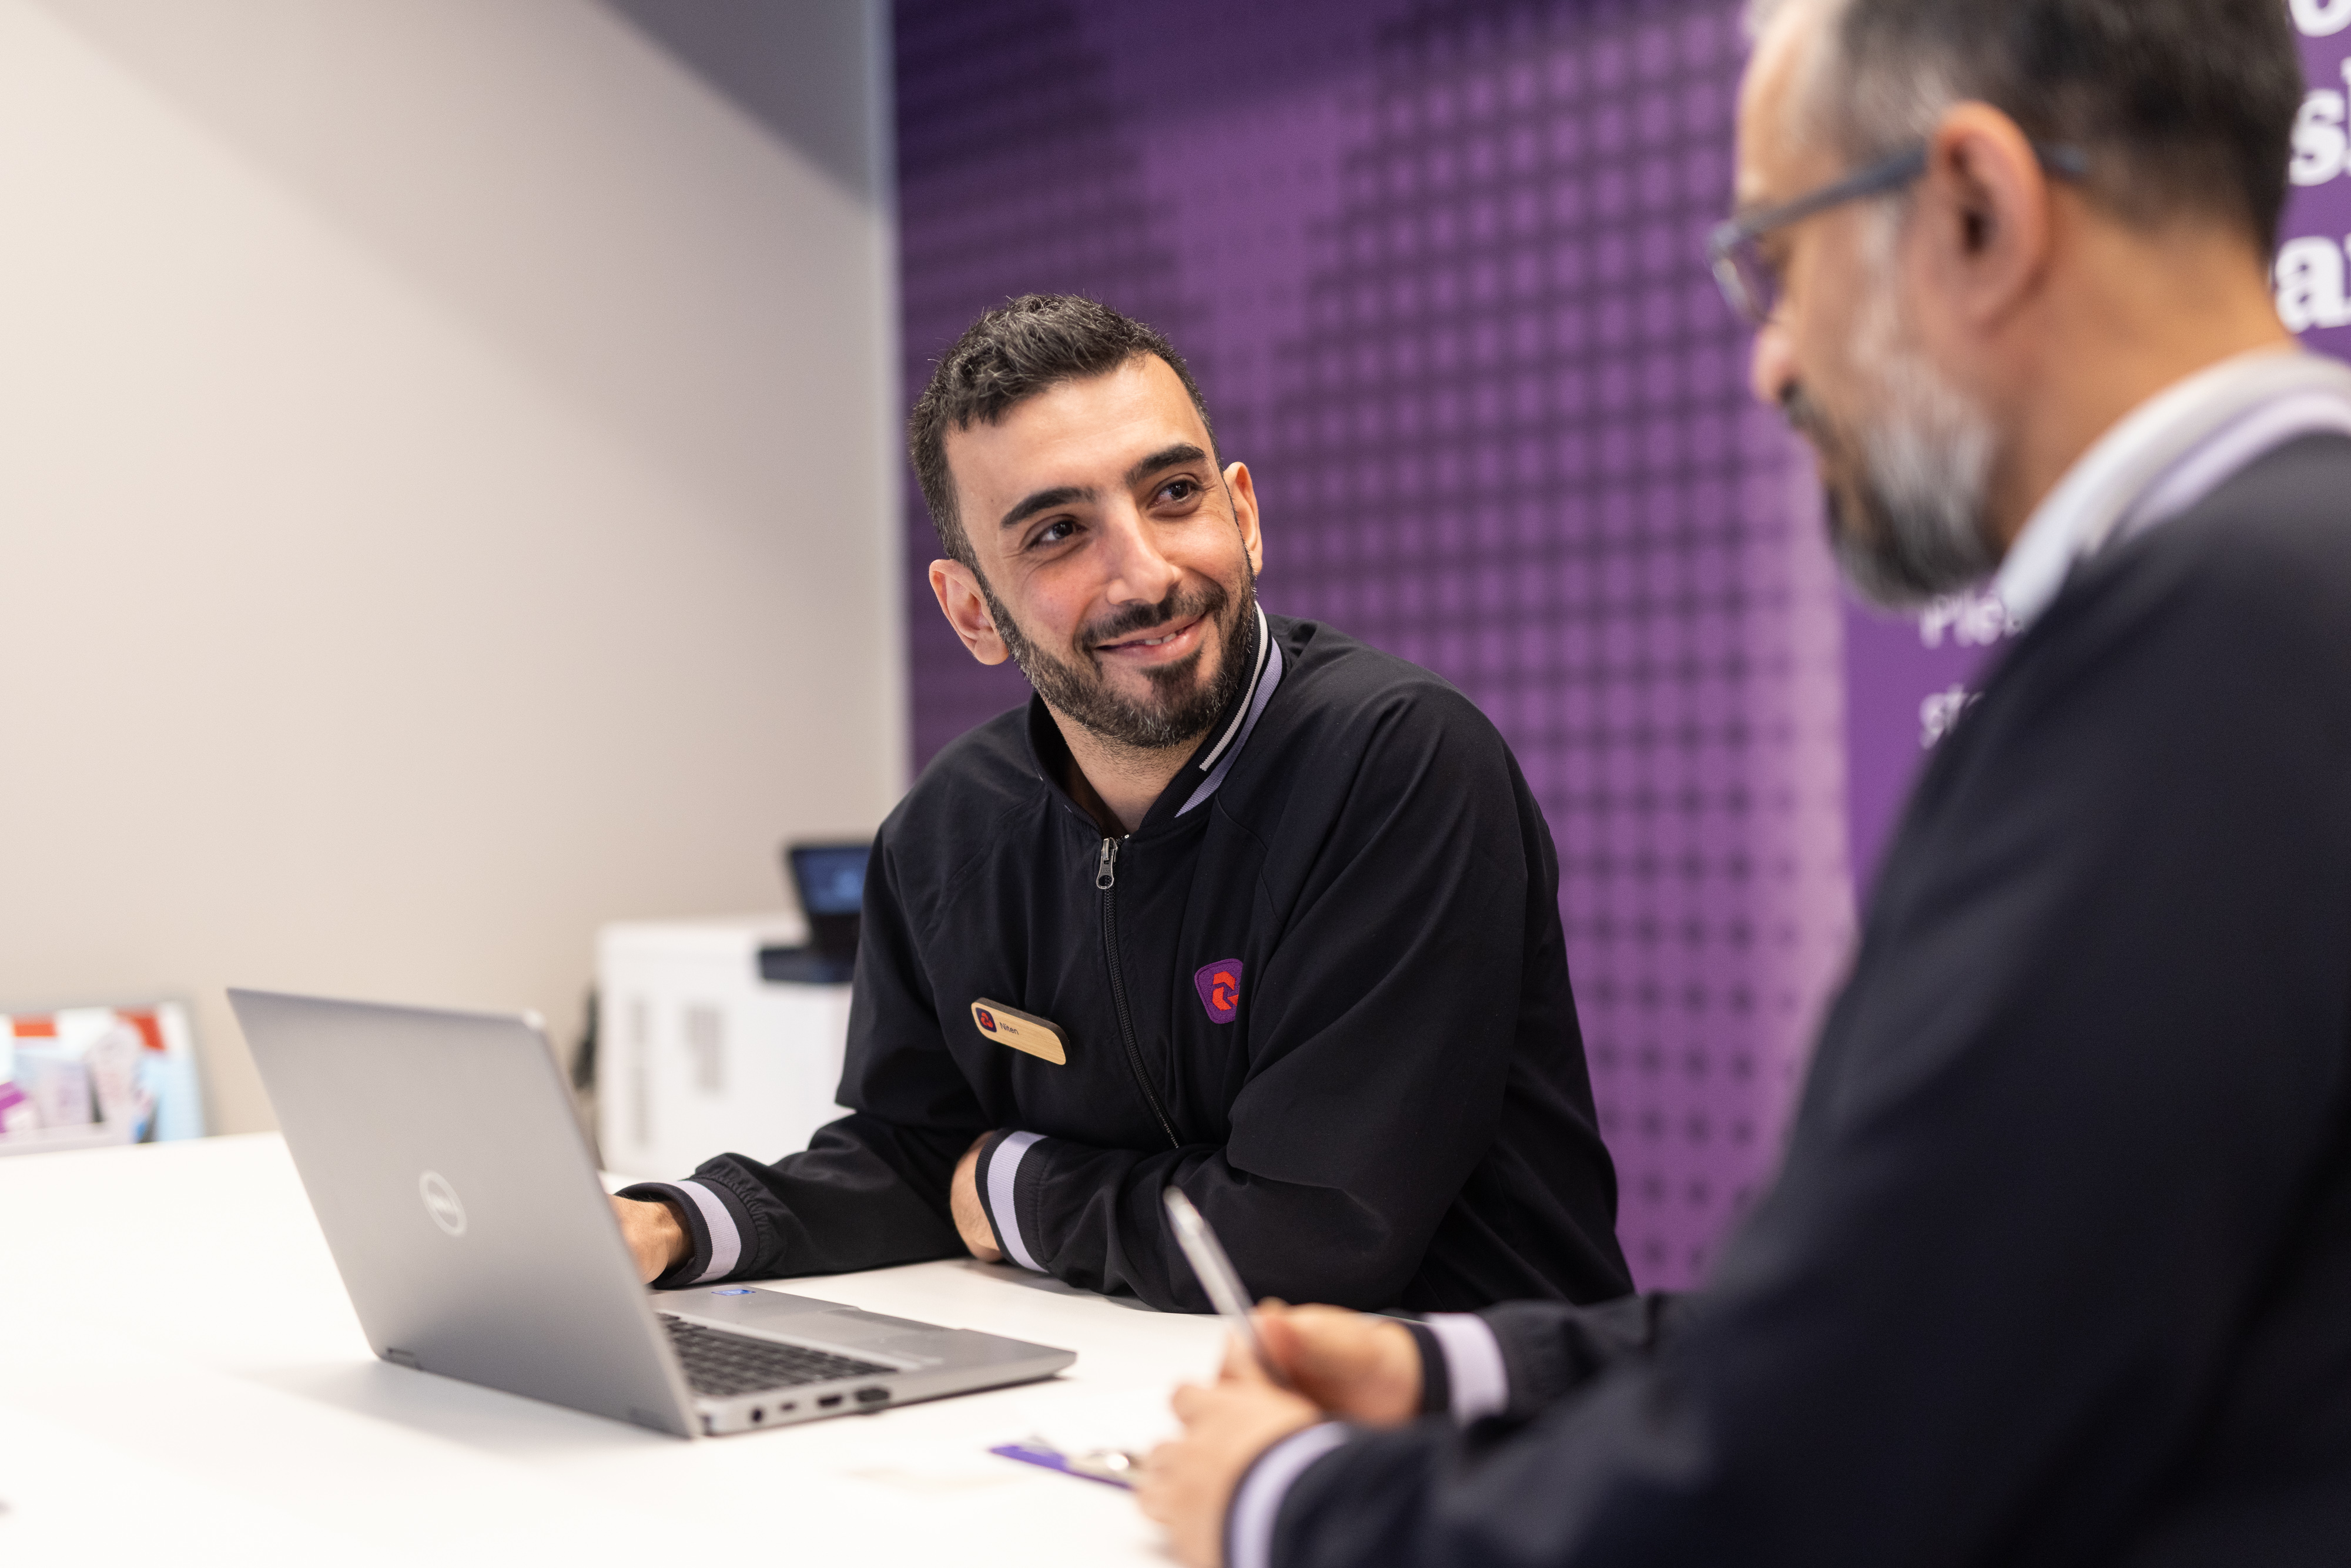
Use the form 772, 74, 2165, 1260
1157, 477, 1202, 505
1033, 518, 1077, 547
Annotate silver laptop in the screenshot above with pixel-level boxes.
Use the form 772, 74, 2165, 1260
230, 987, 1074, 1438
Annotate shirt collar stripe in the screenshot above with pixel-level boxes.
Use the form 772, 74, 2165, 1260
1194, 605, 1272, 776
1995, 349, 2351, 628
1178, 628, 1285, 818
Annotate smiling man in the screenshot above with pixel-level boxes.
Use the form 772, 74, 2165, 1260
604, 294, 1632, 1315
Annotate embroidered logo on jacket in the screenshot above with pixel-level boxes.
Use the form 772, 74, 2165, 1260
1193, 960, 1244, 1024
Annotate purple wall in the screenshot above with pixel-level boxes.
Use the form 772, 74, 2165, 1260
895, 0, 1852, 1291
893, 6, 2351, 1292
2287, 11, 2351, 363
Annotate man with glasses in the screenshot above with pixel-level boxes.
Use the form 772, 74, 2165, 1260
1140, 1, 2351, 1564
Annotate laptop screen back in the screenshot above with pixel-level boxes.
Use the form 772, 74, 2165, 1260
229, 989, 692, 1435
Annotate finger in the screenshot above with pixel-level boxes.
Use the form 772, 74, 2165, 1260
1170, 1380, 1212, 1421
1134, 1450, 1177, 1518
1281, 1305, 1357, 1372
1218, 1328, 1272, 1386
1256, 1308, 1301, 1371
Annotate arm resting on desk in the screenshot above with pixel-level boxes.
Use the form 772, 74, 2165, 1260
617, 1113, 977, 1288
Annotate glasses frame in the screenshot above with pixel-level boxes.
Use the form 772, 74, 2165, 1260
1707, 142, 2090, 328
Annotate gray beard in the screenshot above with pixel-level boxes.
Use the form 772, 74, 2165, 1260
980, 569, 1257, 753
1793, 380, 2001, 609
1793, 216, 2002, 610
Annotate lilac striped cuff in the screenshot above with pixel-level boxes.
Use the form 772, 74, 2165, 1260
1421, 1313, 1509, 1423
984, 1130, 1046, 1272
667, 1179, 742, 1284
1227, 1422, 1351, 1568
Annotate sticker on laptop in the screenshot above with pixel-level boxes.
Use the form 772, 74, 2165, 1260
970, 1000, 1068, 1066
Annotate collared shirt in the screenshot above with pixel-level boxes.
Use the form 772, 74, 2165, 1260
1996, 347, 2351, 627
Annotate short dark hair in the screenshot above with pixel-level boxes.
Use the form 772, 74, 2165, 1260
907, 294, 1217, 568
1788, 0, 2301, 251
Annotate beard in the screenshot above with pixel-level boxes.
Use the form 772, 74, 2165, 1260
979, 565, 1259, 753
1785, 214, 2001, 610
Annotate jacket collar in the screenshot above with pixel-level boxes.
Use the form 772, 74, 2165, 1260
1996, 349, 2351, 628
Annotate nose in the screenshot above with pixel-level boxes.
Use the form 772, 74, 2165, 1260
1749, 319, 1797, 410
1096, 499, 1182, 608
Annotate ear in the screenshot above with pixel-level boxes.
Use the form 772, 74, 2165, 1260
1224, 461, 1265, 578
1918, 102, 2054, 330
927, 558, 1011, 666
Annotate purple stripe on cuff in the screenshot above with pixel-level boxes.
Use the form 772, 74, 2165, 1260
1421, 1313, 1509, 1423
1227, 1422, 1351, 1568
671, 1179, 741, 1283
986, 1130, 1046, 1272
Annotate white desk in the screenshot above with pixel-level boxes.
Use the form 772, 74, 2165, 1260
0, 1135, 1222, 1566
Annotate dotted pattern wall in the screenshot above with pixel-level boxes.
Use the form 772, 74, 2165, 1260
895, 0, 1854, 1289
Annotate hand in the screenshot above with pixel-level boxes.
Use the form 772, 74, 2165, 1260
949, 1132, 1003, 1261
1255, 1302, 1424, 1426
1138, 1342, 1325, 1568
609, 1194, 689, 1283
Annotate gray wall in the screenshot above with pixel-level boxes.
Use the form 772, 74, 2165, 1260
0, 0, 903, 1135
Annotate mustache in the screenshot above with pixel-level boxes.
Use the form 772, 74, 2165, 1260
1079, 581, 1229, 651
1781, 383, 1838, 453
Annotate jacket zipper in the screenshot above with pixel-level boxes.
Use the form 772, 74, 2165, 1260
1097, 836, 1180, 1150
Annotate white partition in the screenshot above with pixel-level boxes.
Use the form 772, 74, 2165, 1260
0, 0, 903, 1135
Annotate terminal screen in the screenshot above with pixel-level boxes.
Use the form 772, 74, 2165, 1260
792, 843, 869, 917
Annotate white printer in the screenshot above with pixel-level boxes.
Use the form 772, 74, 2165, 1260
595, 843, 868, 1179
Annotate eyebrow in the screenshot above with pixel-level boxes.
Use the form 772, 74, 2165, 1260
999, 485, 1092, 532
995, 443, 1213, 533
1126, 442, 1208, 485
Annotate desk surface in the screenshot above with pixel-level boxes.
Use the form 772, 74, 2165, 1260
0, 1135, 1220, 1566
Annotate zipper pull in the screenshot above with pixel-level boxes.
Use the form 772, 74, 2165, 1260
1096, 837, 1118, 891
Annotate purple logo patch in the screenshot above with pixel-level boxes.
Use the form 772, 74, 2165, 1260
1193, 960, 1244, 1024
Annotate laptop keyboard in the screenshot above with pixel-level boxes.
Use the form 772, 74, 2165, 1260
659, 1315, 894, 1398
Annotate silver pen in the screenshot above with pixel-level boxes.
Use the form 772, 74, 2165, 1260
1161, 1186, 1293, 1389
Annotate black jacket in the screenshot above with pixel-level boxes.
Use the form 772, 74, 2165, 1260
627, 613, 1630, 1312
1268, 437, 2351, 1563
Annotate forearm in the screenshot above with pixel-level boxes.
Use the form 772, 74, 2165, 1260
972, 1132, 1452, 1311
1195, 1294, 1684, 1568
622, 1112, 974, 1286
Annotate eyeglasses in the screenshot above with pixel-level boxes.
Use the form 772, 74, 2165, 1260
1707, 142, 2090, 328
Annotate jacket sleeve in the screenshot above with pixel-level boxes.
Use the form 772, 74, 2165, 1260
1250, 517, 2351, 1566
972, 688, 1572, 1312
1395, 1293, 1692, 1426
618, 822, 983, 1285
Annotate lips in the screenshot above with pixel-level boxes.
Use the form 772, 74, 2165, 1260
1097, 615, 1203, 658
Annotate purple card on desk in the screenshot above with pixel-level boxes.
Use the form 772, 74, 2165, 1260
990, 1440, 1138, 1490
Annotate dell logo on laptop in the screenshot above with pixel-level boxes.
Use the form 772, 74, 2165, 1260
418, 1170, 467, 1237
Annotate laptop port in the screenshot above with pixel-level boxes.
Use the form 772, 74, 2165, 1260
855, 1388, 889, 1405
751, 1408, 764, 1423
779, 1402, 796, 1412
818, 1395, 843, 1408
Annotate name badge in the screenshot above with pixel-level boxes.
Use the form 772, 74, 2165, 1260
970, 999, 1068, 1066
